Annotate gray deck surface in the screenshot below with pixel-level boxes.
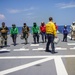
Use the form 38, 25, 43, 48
0, 33, 75, 75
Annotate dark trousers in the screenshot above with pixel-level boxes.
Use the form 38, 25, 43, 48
33, 33, 39, 43
63, 34, 67, 42
41, 32, 46, 42
11, 34, 17, 45
46, 34, 55, 52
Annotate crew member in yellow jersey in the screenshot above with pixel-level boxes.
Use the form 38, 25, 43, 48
45, 17, 57, 54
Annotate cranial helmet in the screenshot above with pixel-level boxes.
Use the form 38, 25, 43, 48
72, 22, 75, 25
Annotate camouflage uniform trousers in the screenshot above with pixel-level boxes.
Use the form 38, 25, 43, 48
71, 31, 75, 40
1, 34, 8, 46
23, 32, 29, 44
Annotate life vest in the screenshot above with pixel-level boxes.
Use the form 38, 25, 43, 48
63, 29, 68, 34
55, 25, 58, 30
22, 26, 29, 33
1, 27, 7, 33
40, 26, 46, 32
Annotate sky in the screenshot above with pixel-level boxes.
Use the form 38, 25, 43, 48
0, 0, 75, 27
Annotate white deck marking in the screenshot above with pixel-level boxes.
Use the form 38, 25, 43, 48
67, 43, 75, 45
55, 47, 67, 50
70, 47, 75, 50
32, 47, 67, 51
0, 49, 10, 52
54, 57, 68, 75
14, 48, 29, 51
0, 57, 53, 75
32, 48, 45, 51
30, 44, 39, 46
13, 46, 29, 51
0, 55, 75, 59
0, 55, 75, 75
0, 56, 49, 59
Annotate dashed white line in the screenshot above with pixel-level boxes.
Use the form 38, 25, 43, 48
55, 47, 67, 50
30, 44, 39, 46
32, 48, 45, 51
0, 49, 10, 52
70, 47, 75, 50
13, 46, 29, 51
13, 48, 29, 51
32, 47, 67, 51
67, 43, 75, 45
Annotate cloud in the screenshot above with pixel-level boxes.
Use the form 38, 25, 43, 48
7, 7, 35, 14
8, 9, 21, 13
26, 13, 33, 16
0, 14, 5, 20
24, 7, 35, 11
56, 2, 75, 9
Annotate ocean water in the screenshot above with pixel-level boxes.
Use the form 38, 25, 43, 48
58, 25, 70, 33
8, 25, 70, 34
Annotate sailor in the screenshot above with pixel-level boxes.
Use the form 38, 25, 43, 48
70, 22, 75, 40
40, 22, 46, 43
22, 23, 30, 44
0, 22, 9, 47
10, 24, 18, 46
32, 22, 40, 44
62, 25, 68, 42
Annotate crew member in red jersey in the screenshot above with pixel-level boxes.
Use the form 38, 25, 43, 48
40, 22, 46, 43
54, 22, 58, 31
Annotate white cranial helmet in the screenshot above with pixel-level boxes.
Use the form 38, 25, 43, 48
72, 22, 75, 25
73, 21, 75, 23
64, 25, 67, 27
